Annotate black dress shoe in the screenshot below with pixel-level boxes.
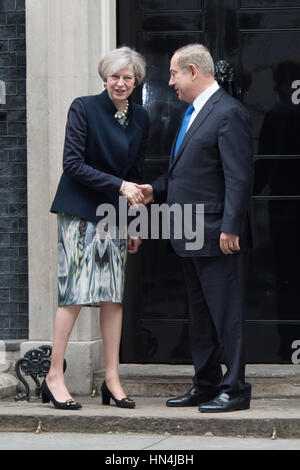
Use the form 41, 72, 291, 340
199, 392, 250, 413
166, 387, 216, 407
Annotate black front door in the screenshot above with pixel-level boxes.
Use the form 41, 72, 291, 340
118, 0, 300, 364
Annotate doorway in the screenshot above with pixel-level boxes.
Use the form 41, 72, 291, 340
118, 0, 300, 363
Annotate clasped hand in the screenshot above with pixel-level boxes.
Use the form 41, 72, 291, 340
120, 181, 145, 207
135, 184, 154, 205
120, 182, 154, 207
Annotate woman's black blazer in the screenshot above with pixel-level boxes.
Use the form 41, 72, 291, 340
50, 89, 149, 223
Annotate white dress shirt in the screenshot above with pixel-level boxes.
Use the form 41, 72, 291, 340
187, 80, 220, 131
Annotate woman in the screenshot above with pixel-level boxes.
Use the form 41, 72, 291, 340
41, 47, 149, 410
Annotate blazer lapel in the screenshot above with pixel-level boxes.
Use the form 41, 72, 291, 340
169, 88, 224, 172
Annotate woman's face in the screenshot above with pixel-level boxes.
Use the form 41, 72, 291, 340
106, 66, 136, 106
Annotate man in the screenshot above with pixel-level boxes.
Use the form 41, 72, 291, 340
139, 44, 254, 412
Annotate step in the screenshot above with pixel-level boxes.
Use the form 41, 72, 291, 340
94, 364, 300, 399
0, 395, 300, 439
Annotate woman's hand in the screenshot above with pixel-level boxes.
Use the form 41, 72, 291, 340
120, 181, 144, 207
127, 237, 142, 254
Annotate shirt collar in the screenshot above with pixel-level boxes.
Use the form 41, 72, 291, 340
193, 80, 220, 112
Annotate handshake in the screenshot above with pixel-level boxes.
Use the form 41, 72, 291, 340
119, 181, 154, 207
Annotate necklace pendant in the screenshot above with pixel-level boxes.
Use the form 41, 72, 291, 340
115, 111, 124, 119
114, 100, 129, 120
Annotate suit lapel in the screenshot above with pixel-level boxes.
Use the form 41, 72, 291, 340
169, 88, 224, 173
168, 127, 180, 169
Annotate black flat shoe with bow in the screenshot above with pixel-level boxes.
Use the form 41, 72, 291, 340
41, 379, 82, 410
101, 381, 136, 409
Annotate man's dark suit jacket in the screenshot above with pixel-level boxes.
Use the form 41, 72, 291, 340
50, 89, 149, 223
152, 87, 255, 257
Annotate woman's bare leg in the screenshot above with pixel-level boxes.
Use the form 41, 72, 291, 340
46, 304, 81, 402
100, 301, 126, 400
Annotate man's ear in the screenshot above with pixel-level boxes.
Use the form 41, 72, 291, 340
189, 64, 198, 80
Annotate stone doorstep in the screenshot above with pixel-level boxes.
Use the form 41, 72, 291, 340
0, 396, 300, 439
1, 363, 300, 404
94, 364, 300, 399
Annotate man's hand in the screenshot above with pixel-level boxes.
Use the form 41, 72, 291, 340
120, 181, 144, 207
128, 237, 142, 254
136, 184, 154, 205
220, 232, 240, 255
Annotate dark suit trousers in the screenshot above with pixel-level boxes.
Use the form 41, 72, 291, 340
181, 253, 251, 398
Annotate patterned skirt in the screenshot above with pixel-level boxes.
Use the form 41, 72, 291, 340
57, 214, 128, 306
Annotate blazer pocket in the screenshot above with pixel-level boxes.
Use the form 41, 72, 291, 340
193, 202, 224, 214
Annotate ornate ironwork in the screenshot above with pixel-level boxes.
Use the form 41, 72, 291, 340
14, 345, 67, 401
214, 60, 237, 96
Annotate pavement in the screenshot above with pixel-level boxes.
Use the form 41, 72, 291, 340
0, 431, 300, 450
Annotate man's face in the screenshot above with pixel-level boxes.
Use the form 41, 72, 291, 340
169, 54, 194, 103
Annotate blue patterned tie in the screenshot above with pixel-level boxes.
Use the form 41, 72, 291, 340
173, 103, 195, 159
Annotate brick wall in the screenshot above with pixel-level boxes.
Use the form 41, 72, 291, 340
0, 0, 27, 339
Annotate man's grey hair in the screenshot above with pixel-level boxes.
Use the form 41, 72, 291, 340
175, 44, 215, 77
98, 46, 146, 85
